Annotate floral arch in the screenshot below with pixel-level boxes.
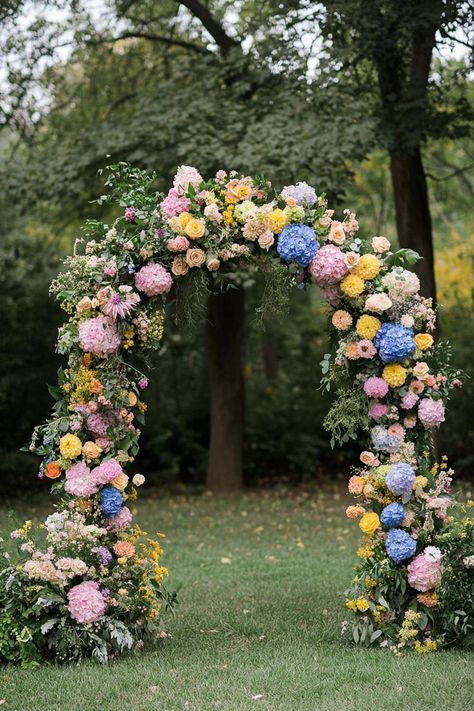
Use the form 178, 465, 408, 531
1, 163, 472, 664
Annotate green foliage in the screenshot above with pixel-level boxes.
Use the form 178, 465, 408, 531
323, 388, 370, 449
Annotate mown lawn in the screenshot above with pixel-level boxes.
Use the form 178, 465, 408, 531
0, 487, 473, 711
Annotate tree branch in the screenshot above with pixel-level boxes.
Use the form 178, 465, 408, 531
87, 31, 210, 55
178, 0, 240, 53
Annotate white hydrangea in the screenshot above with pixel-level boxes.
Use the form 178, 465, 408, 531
382, 268, 420, 302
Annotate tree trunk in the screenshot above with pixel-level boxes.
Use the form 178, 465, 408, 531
206, 288, 245, 491
389, 147, 437, 303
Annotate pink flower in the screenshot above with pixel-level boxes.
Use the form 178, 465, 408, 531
357, 339, 377, 359
400, 392, 419, 410
167, 236, 190, 252
106, 506, 133, 532
407, 552, 441, 592
204, 203, 223, 222
319, 284, 340, 306
93, 458, 123, 485
403, 416, 417, 429
160, 188, 191, 218
103, 289, 140, 320
67, 581, 107, 623
418, 398, 445, 429
173, 165, 203, 192
363, 377, 389, 398
369, 402, 388, 419
87, 412, 113, 436
135, 263, 173, 297
78, 316, 121, 358
387, 423, 405, 440
360, 451, 377, 466
64, 462, 99, 497
348, 475, 365, 495
309, 245, 348, 286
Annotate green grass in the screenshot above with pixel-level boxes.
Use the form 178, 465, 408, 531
1, 488, 473, 711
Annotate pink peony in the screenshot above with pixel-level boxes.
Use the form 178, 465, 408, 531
369, 402, 388, 419
160, 188, 191, 218
167, 236, 190, 252
93, 458, 123, 485
78, 316, 121, 358
67, 580, 107, 623
173, 165, 203, 192
64, 462, 99, 498
407, 552, 442, 592
418, 398, 445, 429
134, 263, 173, 297
400, 392, 419, 410
309, 245, 348, 286
363, 377, 389, 398
357, 339, 377, 359
105, 505, 133, 532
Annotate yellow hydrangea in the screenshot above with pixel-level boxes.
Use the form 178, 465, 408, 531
359, 512, 380, 535
341, 274, 365, 297
265, 208, 288, 234
356, 314, 381, 340
59, 433, 82, 460
355, 253, 380, 280
414, 333, 433, 350
383, 363, 407, 388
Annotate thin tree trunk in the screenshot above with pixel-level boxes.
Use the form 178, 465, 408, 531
389, 147, 437, 303
206, 288, 245, 491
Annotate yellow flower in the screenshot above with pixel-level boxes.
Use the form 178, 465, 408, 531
356, 314, 381, 340
355, 254, 380, 280
177, 212, 192, 230
355, 597, 370, 612
184, 217, 206, 240
346, 599, 357, 611
59, 433, 82, 460
357, 544, 374, 559
414, 333, 434, 350
112, 472, 129, 491
340, 274, 365, 298
383, 363, 407, 388
332, 310, 353, 330
413, 475, 428, 490
265, 208, 288, 234
128, 391, 138, 407
359, 512, 380, 535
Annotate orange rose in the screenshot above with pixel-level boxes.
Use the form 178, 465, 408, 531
45, 461, 61, 479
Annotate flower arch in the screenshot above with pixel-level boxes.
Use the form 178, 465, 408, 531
1, 163, 472, 664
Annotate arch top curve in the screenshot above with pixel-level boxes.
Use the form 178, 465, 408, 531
0, 163, 470, 664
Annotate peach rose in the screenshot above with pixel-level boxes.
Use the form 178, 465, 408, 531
82, 441, 102, 460
372, 236, 391, 253
186, 248, 206, 268
345, 252, 360, 269
206, 255, 221, 271
171, 255, 189, 276
360, 451, 377, 466
413, 362, 430, 380
258, 229, 275, 250
112, 472, 129, 491
113, 541, 135, 558
329, 220, 346, 245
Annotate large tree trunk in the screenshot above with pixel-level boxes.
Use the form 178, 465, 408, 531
389, 148, 437, 304
206, 288, 245, 491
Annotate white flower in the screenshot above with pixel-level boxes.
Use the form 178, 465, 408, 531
424, 546, 442, 561
132, 473, 145, 487
400, 314, 415, 328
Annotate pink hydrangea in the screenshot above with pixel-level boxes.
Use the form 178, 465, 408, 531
319, 284, 340, 306
105, 505, 133, 532
64, 462, 99, 498
369, 402, 388, 419
363, 377, 389, 398
93, 458, 123, 485
418, 398, 445, 429
67, 580, 107, 623
134, 263, 173, 297
407, 552, 442, 592
357, 340, 377, 359
173, 165, 203, 192
160, 188, 191, 218
309, 244, 348, 286
167, 236, 190, 252
400, 392, 419, 410
78, 316, 121, 358
87, 412, 113, 436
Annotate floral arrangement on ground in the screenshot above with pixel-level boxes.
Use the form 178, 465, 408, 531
0, 162, 472, 666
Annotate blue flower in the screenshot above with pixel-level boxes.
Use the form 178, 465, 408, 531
380, 502, 405, 528
277, 224, 319, 266
100, 486, 123, 517
385, 528, 416, 563
374, 323, 415, 364
371, 425, 400, 453
386, 462, 415, 496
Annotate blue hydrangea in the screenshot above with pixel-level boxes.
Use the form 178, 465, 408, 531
277, 224, 319, 266
385, 528, 417, 563
100, 486, 123, 517
386, 462, 415, 496
374, 323, 415, 364
380, 502, 406, 528
371, 425, 401, 453
281, 182, 317, 206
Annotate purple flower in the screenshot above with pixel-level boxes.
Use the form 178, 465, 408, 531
96, 546, 113, 565
138, 378, 149, 390
125, 207, 136, 222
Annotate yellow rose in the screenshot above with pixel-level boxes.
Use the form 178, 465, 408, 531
359, 512, 380, 535
355, 254, 380, 280
82, 441, 102, 460
177, 212, 192, 231
414, 333, 433, 351
59, 433, 82, 460
112, 472, 129, 491
184, 217, 206, 240
356, 314, 381, 340
128, 392, 138, 407
340, 274, 365, 298
265, 208, 288, 234
383, 363, 407, 388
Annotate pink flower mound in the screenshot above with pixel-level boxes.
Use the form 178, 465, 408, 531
134, 263, 173, 297
319, 284, 340, 306
160, 189, 191, 218
401, 392, 419, 410
364, 377, 389, 398
106, 505, 133, 532
78, 316, 121, 358
93, 458, 123, 485
65, 462, 99, 498
67, 580, 107, 623
369, 402, 388, 419
309, 244, 348, 286
418, 398, 445, 429
407, 554, 441, 592
87, 412, 113, 436
167, 236, 190, 252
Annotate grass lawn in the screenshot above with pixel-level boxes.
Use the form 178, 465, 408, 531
0, 487, 473, 711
